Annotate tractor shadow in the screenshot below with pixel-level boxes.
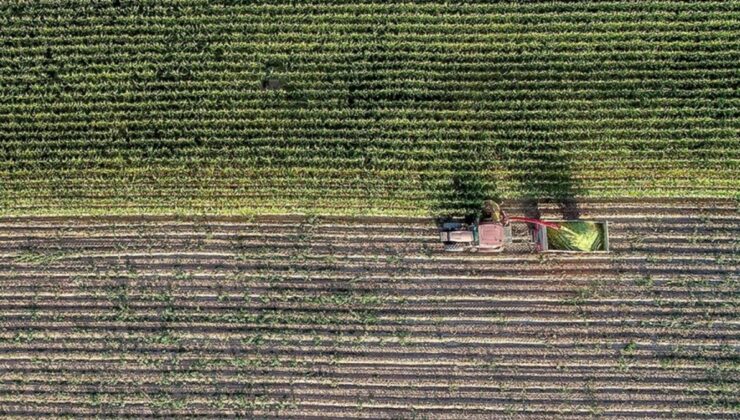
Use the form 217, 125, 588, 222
428, 137, 502, 224
431, 172, 495, 225
429, 137, 582, 223
509, 138, 584, 221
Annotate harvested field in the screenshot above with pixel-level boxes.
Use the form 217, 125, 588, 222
0, 199, 737, 418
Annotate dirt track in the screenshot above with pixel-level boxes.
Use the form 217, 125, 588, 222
0, 200, 737, 418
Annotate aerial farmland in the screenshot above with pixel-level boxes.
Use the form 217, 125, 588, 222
0, 1, 738, 418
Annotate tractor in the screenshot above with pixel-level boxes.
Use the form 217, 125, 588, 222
439, 201, 609, 253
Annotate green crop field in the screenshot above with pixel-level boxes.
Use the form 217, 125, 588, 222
1, 1, 738, 216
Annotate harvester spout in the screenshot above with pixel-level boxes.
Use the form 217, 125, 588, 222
508, 217, 561, 230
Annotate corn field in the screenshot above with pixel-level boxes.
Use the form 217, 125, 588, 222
1, 1, 738, 216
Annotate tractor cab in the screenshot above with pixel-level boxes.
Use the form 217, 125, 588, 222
439, 220, 512, 252
439, 202, 512, 252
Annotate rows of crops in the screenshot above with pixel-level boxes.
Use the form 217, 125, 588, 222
1, 1, 738, 216
0, 199, 736, 418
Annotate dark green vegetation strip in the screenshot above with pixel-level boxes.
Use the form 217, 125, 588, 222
0, 200, 737, 417
0, 1, 738, 216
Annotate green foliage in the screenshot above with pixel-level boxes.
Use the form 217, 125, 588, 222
13, 250, 69, 265
0, 1, 737, 216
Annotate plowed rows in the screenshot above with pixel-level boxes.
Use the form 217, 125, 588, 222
0, 199, 737, 418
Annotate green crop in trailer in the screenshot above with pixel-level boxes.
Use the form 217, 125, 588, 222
547, 221, 606, 252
